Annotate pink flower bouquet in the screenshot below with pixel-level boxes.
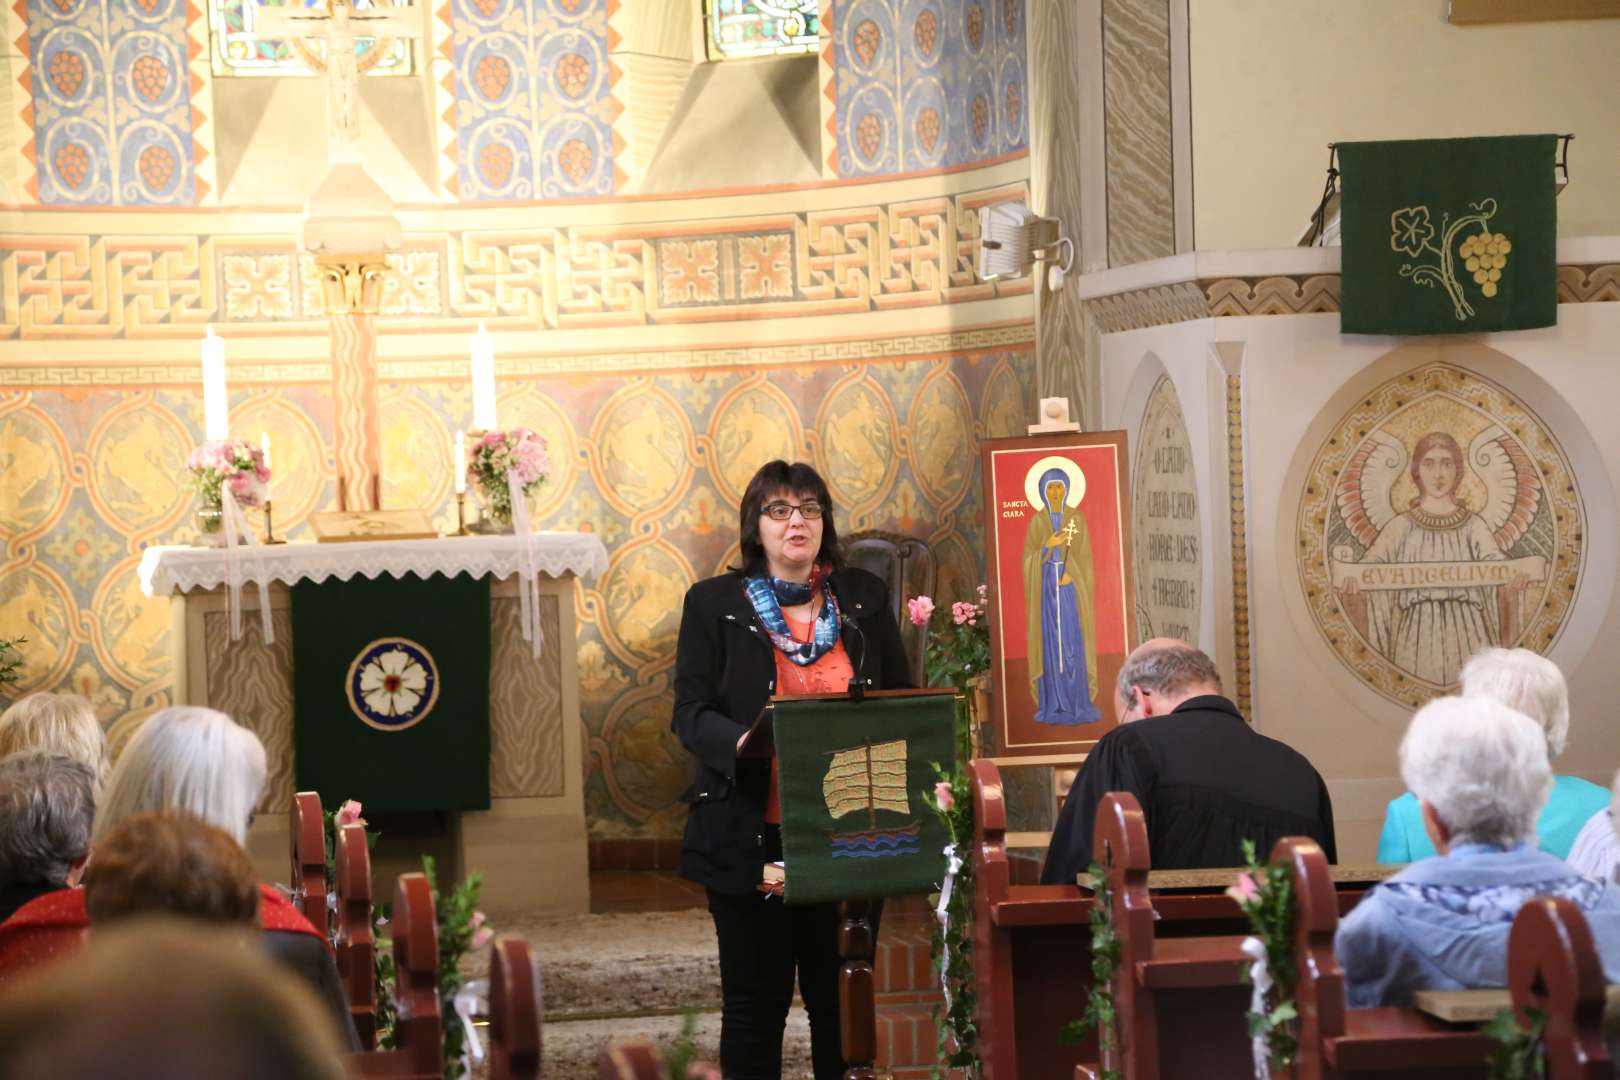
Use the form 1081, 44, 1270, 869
466, 427, 550, 527
186, 438, 269, 511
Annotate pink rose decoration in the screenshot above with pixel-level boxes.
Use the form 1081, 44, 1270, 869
471, 926, 494, 950
469, 911, 487, 930
951, 601, 976, 626
335, 800, 364, 827
1225, 871, 1260, 905
934, 780, 954, 812
906, 596, 935, 626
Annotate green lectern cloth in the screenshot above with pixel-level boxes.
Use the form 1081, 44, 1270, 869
1339, 134, 1556, 335
774, 692, 954, 904
291, 574, 490, 813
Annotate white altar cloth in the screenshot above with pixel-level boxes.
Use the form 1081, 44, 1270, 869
138, 533, 609, 597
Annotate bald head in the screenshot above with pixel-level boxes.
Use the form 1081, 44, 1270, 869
1116, 638, 1223, 720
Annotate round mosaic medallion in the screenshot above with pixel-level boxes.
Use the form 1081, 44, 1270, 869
1295, 361, 1583, 707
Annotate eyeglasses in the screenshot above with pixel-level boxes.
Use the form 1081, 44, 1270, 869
761, 501, 824, 521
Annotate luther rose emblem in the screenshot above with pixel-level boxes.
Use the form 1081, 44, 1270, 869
346, 638, 440, 731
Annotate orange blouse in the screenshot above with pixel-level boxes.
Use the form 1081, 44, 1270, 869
765, 613, 854, 824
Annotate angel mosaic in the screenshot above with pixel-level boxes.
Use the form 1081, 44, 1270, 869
1331, 424, 1547, 687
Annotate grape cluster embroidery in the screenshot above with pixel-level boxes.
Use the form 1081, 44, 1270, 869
1392, 197, 1508, 321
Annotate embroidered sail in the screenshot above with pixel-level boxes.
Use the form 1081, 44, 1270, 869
821, 738, 921, 859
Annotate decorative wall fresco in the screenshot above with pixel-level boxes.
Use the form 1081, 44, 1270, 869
0, 345, 1036, 837
1295, 361, 1583, 708
827, 0, 1028, 176
451, 0, 621, 200
0, 181, 1027, 338
24, 0, 202, 206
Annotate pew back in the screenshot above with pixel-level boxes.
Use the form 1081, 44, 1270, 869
336, 821, 377, 1049
1508, 896, 1612, 1079
490, 936, 542, 1080
291, 790, 329, 940
346, 872, 441, 1080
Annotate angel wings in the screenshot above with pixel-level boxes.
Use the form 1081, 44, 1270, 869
1335, 425, 1542, 551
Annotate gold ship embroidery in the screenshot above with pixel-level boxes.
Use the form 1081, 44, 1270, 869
822, 738, 921, 859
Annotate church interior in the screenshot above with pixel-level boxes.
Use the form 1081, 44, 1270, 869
3, 0, 1620, 1076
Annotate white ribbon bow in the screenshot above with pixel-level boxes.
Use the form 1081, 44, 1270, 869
451, 978, 488, 1076
1241, 935, 1272, 1080
507, 470, 543, 660
220, 482, 274, 646
934, 842, 964, 1015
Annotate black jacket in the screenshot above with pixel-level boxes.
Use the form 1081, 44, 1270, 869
1040, 695, 1337, 885
671, 567, 914, 894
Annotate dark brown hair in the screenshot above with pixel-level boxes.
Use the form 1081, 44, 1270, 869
84, 811, 260, 928
735, 460, 842, 577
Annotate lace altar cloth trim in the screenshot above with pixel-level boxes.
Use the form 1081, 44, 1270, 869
138, 534, 609, 597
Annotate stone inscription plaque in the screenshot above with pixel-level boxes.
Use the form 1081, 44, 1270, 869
1133, 376, 1201, 644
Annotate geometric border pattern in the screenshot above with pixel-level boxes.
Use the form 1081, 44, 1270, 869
0, 181, 1031, 337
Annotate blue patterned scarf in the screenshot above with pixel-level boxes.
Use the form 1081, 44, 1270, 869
744, 566, 842, 666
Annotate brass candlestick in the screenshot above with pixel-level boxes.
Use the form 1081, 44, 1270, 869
454, 491, 471, 536
263, 499, 285, 545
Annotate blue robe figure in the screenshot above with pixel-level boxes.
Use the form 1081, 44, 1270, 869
1021, 468, 1101, 724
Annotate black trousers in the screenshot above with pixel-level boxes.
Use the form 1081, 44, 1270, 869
704, 829, 883, 1080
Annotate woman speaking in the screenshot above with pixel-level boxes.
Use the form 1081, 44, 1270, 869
672, 460, 912, 1079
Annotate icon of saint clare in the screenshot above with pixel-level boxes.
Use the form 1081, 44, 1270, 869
1021, 457, 1101, 724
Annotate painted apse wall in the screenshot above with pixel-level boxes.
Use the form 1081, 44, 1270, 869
0, 0, 1035, 844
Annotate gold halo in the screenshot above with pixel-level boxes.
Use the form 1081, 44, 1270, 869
1024, 455, 1086, 511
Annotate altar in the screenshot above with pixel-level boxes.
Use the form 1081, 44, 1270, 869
138, 533, 609, 917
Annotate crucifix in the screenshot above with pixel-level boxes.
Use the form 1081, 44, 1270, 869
249, 0, 420, 162
248, 0, 422, 510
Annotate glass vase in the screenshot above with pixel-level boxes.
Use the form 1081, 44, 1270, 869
193, 502, 225, 547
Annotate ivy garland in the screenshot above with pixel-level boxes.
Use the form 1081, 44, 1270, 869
1485, 1006, 1546, 1080
927, 701, 982, 1078
1228, 839, 1299, 1075
1059, 860, 1122, 1080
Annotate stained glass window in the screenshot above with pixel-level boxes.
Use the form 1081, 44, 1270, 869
210, 0, 415, 77
704, 0, 821, 61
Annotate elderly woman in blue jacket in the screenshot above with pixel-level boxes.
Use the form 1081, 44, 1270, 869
1338, 694, 1620, 1007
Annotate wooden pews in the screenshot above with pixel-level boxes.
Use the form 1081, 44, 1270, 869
597, 1040, 664, 1080
335, 820, 378, 1049
489, 936, 542, 1080
291, 790, 329, 940
1281, 836, 1492, 1079
1508, 896, 1612, 1079
969, 761, 1390, 1080
347, 872, 442, 1080
1090, 792, 1251, 1078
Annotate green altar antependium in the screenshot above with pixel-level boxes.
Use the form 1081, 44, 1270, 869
291, 574, 491, 813
773, 692, 954, 904
1339, 134, 1556, 335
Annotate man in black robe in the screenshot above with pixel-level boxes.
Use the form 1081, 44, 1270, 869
1041, 638, 1336, 885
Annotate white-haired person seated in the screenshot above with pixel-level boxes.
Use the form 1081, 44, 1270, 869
1565, 769, 1620, 883
1337, 695, 1620, 1007
0, 707, 350, 1036
0, 692, 107, 792
1376, 648, 1607, 863
0, 754, 96, 921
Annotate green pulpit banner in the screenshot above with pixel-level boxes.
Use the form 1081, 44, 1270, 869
774, 691, 954, 904
1339, 134, 1557, 335
291, 574, 491, 813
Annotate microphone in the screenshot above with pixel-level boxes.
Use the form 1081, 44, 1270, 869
844, 615, 868, 702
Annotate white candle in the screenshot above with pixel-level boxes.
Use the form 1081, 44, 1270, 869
202, 326, 228, 439
260, 431, 272, 474
470, 322, 498, 431
453, 429, 466, 495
